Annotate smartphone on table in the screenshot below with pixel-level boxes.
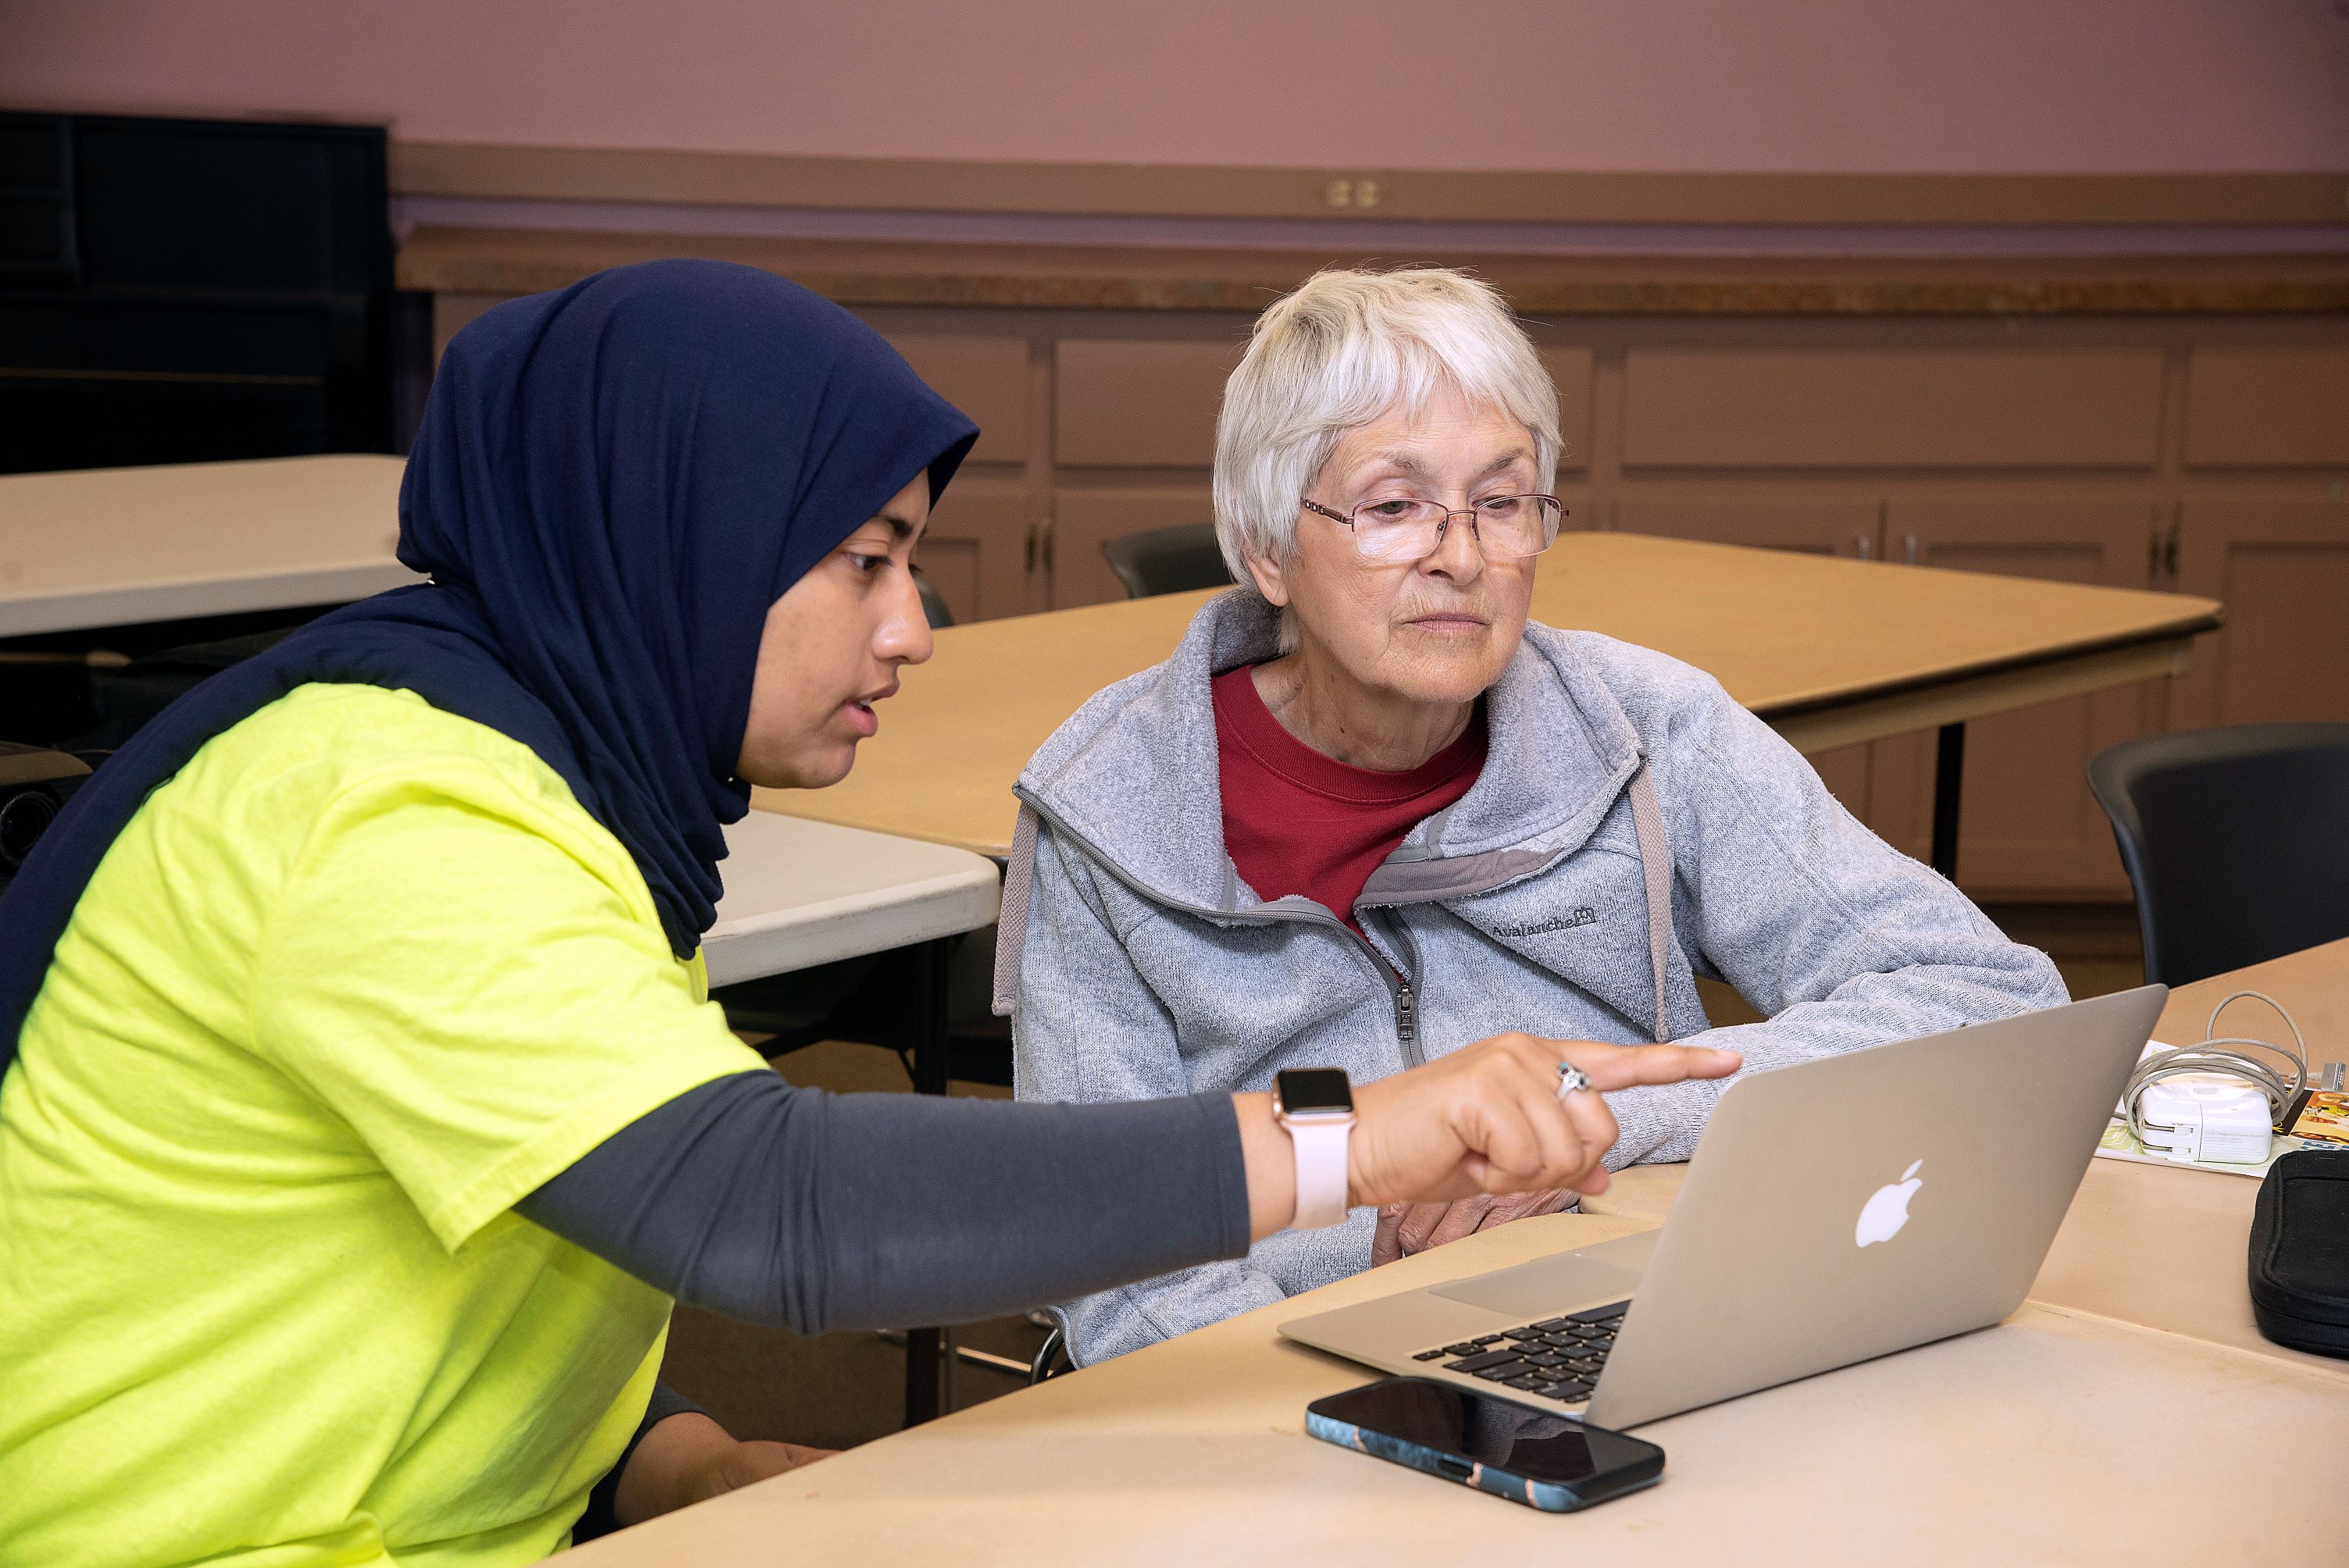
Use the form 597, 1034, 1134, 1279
1306, 1377, 1663, 1513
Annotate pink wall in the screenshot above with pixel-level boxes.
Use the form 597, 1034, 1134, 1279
5, 0, 2344, 175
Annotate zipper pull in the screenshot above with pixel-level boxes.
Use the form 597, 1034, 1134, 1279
1395, 978, 1417, 1046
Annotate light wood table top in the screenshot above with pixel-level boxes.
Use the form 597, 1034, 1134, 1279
700, 812, 1000, 988
0, 455, 419, 637
572, 1210, 2347, 1565
765, 532, 2219, 857
1586, 936, 2349, 1379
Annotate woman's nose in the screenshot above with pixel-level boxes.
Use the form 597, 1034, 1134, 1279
879, 572, 935, 665
1422, 512, 1486, 582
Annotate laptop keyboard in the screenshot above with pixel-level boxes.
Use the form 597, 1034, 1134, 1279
1406, 1299, 1630, 1404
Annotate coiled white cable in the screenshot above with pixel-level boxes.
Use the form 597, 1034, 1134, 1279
2122, 989, 2307, 1148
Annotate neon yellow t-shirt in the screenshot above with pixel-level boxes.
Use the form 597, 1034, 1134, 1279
0, 683, 767, 1568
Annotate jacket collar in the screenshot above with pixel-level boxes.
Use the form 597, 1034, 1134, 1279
1015, 590, 1647, 915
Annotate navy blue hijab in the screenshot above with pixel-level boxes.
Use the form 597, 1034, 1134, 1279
0, 260, 977, 1073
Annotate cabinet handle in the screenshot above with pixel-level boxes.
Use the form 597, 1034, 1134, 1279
2148, 525, 2163, 579
2163, 522, 2180, 579
1025, 523, 1038, 575
1902, 533, 1919, 566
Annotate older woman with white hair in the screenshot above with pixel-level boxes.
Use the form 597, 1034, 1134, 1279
1003, 267, 2065, 1367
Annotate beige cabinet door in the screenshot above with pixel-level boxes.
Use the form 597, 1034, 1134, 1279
1614, 495, 1883, 818
914, 482, 1034, 626
2182, 349, 2349, 470
1537, 346, 1596, 471
1615, 494, 1884, 558
885, 336, 1032, 467
1053, 341, 1240, 469
1620, 348, 2165, 470
1870, 500, 2165, 897
1048, 488, 1218, 610
1048, 337, 1235, 610
2170, 498, 2349, 729
886, 335, 1041, 624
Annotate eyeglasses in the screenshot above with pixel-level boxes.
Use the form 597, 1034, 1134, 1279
1300, 494, 1566, 564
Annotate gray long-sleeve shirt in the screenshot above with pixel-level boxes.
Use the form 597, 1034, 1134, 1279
519, 1071, 1251, 1334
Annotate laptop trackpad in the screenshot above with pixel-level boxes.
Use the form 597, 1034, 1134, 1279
1429, 1235, 1652, 1320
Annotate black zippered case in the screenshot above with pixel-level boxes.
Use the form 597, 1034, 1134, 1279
2247, 1149, 2349, 1359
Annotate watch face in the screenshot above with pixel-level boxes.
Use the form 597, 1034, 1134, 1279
1276, 1068, 1353, 1117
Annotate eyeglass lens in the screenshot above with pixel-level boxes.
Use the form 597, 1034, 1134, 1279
1350, 497, 1562, 561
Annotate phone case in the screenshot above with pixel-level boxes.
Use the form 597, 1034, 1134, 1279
1305, 1409, 1655, 1513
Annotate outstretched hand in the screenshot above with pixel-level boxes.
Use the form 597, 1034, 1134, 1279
1233, 1036, 1741, 1240
1347, 1036, 1741, 1212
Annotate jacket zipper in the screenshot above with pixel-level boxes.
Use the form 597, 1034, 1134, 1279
1362, 903, 1422, 1053
1015, 789, 1428, 1063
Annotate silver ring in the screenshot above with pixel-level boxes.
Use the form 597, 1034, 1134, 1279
1555, 1063, 1592, 1100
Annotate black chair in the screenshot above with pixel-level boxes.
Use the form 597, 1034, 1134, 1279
1028, 1320, 1074, 1384
0, 743, 90, 893
1100, 523, 1234, 600
70, 628, 301, 754
2087, 723, 2349, 986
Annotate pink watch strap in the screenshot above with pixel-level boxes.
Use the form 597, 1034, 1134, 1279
1287, 1116, 1352, 1230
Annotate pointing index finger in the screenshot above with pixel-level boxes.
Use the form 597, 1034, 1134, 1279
1563, 1043, 1743, 1092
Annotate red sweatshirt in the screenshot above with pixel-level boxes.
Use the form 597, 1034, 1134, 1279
1210, 665, 1486, 935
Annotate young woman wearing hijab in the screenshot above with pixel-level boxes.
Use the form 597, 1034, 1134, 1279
0, 261, 1734, 1566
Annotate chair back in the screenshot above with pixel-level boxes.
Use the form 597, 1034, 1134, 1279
0, 744, 91, 892
2087, 723, 2349, 985
1100, 522, 1234, 600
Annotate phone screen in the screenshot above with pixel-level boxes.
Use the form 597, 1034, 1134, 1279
1309, 1378, 1657, 1485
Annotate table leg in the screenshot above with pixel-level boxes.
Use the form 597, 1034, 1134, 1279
903, 935, 954, 1425
903, 1327, 952, 1427
1930, 722, 1966, 882
907, 935, 951, 1096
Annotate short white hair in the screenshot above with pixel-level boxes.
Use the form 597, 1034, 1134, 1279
1213, 267, 1559, 586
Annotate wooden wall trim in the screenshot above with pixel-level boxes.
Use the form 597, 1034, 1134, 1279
395, 227, 2349, 317
390, 141, 2349, 228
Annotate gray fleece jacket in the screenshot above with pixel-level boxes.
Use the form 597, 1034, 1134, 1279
1003, 591, 2066, 1365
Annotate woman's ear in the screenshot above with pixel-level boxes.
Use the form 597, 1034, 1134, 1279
1246, 551, 1291, 609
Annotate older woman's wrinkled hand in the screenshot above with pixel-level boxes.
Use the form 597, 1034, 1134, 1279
1371, 1188, 1583, 1266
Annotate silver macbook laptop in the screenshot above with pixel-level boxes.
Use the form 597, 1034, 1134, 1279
1279, 985, 2166, 1430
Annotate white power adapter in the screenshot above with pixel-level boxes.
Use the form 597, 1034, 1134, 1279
2136, 1079, 2273, 1164
2120, 991, 2309, 1167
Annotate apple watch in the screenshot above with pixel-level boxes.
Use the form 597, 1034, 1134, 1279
1273, 1067, 1356, 1230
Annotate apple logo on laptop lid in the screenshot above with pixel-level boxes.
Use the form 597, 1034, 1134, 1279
1855, 1160, 1924, 1248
